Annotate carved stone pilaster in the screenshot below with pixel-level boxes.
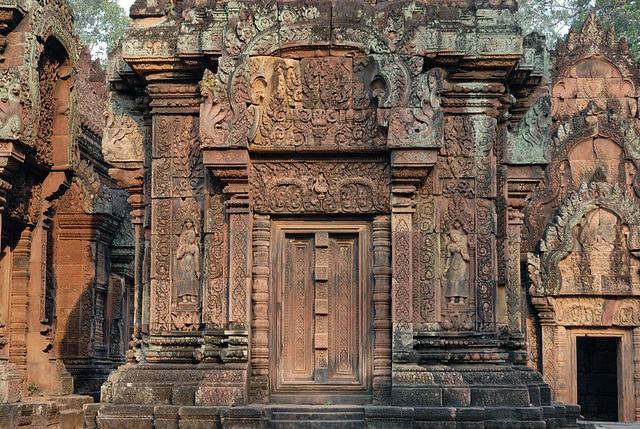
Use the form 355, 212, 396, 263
506, 208, 524, 333
203, 148, 251, 364
390, 149, 435, 363
106, 167, 145, 361
531, 296, 557, 398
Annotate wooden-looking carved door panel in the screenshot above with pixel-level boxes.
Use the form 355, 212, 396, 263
272, 222, 370, 400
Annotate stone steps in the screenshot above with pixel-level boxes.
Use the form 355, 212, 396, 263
269, 406, 365, 428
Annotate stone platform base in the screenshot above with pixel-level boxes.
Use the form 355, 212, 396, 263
84, 402, 580, 429
0, 394, 93, 428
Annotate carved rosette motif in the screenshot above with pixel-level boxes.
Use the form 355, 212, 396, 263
251, 162, 390, 214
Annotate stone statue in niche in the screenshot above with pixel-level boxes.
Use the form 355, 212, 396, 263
176, 218, 200, 303
558, 207, 635, 294
576, 208, 631, 292
443, 220, 470, 304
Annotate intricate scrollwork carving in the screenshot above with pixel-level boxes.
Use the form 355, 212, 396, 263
251, 162, 391, 214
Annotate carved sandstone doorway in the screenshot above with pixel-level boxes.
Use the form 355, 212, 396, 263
270, 220, 372, 403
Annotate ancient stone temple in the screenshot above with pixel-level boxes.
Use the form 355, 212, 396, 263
0, 0, 135, 425
525, 13, 640, 423
84, 0, 590, 427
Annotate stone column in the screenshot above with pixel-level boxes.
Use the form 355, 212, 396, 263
250, 214, 269, 403
106, 168, 144, 362
372, 215, 392, 404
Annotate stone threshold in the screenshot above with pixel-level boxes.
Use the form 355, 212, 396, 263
84, 401, 580, 429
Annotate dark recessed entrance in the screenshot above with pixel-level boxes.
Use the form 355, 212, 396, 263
577, 336, 619, 421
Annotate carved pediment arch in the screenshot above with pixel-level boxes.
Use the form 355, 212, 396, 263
56, 160, 112, 214
530, 181, 640, 297
523, 106, 640, 250
552, 11, 640, 119
554, 11, 639, 81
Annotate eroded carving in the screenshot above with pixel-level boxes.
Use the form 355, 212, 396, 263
103, 93, 144, 165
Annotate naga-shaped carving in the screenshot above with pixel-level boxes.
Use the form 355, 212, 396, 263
386, 68, 443, 148
507, 96, 551, 164
530, 181, 640, 296
199, 68, 230, 147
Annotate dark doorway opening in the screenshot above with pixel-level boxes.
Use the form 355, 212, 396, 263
577, 336, 619, 421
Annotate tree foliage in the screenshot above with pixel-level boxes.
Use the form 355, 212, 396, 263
517, 0, 640, 58
69, 0, 131, 61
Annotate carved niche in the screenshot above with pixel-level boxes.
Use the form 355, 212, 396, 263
529, 181, 640, 297
170, 198, 203, 331
439, 195, 475, 331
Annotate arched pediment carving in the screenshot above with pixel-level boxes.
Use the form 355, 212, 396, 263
523, 105, 640, 251
552, 12, 639, 120
529, 181, 640, 297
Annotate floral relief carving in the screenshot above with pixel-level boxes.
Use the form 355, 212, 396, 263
251, 162, 390, 214
247, 56, 383, 149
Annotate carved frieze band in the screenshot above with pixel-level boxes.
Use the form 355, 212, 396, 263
251, 162, 391, 214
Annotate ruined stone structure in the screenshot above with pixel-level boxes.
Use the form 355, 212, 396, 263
525, 13, 640, 423
84, 0, 591, 427
0, 0, 135, 425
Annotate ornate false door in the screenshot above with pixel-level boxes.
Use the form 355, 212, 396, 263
270, 221, 372, 403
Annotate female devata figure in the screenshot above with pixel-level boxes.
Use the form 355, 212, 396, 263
443, 220, 469, 304
176, 218, 200, 303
